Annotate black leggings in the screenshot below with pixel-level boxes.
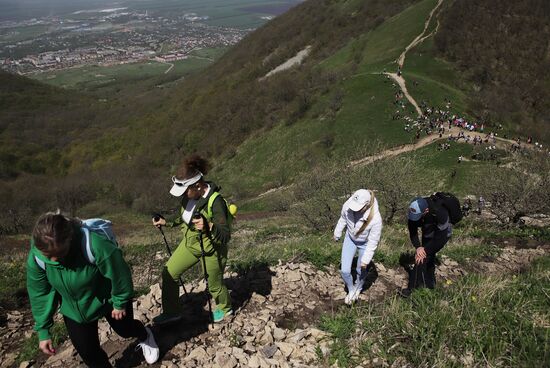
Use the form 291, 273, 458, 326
63, 303, 147, 368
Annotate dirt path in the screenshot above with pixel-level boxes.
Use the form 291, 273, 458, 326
386, 71, 422, 116
164, 62, 174, 74
350, 125, 463, 166
396, 0, 444, 68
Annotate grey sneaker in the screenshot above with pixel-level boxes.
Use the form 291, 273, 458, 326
136, 327, 159, 364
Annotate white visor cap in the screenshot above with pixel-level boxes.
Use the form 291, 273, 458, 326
169, 173, 202, 197
348, 189, 372, 212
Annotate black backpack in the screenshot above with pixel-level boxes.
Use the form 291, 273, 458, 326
430, 192, 463, 224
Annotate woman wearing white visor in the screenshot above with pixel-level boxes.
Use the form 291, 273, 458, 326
333, 189, 383, 304
152, 155, 233, 324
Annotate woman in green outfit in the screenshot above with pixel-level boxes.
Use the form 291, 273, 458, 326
27, 212, 159, 367
152, 155, 233, 324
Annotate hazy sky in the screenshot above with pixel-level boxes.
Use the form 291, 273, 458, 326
0, 0, 123, 20
0, 1, 303, 22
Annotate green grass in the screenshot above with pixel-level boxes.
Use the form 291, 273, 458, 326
16, 322, 68, 365
441, 242, 502, 263
0, 257, 27, 309
319, 256, 550, 367
470, 226, 550, 242
214, 0, 472, 198
31, 57, 212, 93
322, 0, 439, 72
189, 47, 228, 60
383, 142, 509, 196
319, 310, 357, 366
214, 72, 412, 196
0, 25, 55, 43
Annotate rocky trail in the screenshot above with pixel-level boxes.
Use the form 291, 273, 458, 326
3, 243, 547, 368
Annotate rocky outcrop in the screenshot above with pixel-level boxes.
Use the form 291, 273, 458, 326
3, 246, 546, 368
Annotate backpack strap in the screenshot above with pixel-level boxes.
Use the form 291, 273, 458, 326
206, 192, 222, 220
81, 228, 96, 264
34, 256, 46, 271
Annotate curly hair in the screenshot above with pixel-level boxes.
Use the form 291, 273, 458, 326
32, 211, 80, 256
175, 154, 210, 180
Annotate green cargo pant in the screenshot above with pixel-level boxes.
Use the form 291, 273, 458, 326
161, 230, 231, 314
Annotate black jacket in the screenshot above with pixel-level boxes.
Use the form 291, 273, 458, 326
408, 197, 451, 254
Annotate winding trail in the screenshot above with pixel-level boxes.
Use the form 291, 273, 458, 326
255, 0, 515, 199
164, 62, 174, 74
386, 71, 422, 116
350, 126, 463, 167
396, 0, 444, 68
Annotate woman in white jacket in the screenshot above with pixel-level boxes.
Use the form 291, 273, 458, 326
333, 189, 383, 304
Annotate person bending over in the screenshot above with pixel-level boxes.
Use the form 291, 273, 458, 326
27, 212, 159, 367
400, 197, 452, 297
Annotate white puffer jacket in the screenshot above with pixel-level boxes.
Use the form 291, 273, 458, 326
333, 197, 383, 266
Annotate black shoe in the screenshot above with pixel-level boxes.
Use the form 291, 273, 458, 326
398, 288, 413, 298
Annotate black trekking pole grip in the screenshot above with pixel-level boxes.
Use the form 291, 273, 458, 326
153, 215, 188, 296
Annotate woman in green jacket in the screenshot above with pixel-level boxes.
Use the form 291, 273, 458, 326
152, 155, 233, 324
27, 212, 159, 367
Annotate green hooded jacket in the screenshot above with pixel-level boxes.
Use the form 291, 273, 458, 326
26, 228, 134, 341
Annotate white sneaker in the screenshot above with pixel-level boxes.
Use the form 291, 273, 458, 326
344, 291, 354, 305
136, 327, 159, 364
349, 288, 362, 303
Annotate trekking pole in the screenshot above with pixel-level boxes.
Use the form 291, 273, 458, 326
153, 215, 188, 296
194, 213, 213, 325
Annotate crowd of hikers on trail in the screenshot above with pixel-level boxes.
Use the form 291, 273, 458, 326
25, 152, 472, 367
387, 84, 549, 156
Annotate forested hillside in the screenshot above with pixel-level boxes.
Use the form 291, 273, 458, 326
1, 0, 548, 232
435, 0, 550, 140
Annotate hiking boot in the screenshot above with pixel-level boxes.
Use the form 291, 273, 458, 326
212, 308, 233, 323
136, 327, 159, 364
398, 288, 413, 298
152, 313, 182, 325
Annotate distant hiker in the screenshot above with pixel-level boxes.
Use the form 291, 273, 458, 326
334, 189, 382, 305
400, 193, 460, 297
27, 212, 159, 367
478, 196, 485, 214
152, 155, 233, 324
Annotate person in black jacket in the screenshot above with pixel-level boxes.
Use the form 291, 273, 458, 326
400, 197, 452, 297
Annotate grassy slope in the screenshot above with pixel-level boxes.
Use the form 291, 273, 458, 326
30, 47, 228, 94
319, 256, 550, 367
214, 0, 440, 195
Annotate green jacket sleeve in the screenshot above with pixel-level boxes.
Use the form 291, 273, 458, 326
92, 236, 134, 310
166, 200, 186, 228
26, 250, 60, 341
209, 196, 231, 245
